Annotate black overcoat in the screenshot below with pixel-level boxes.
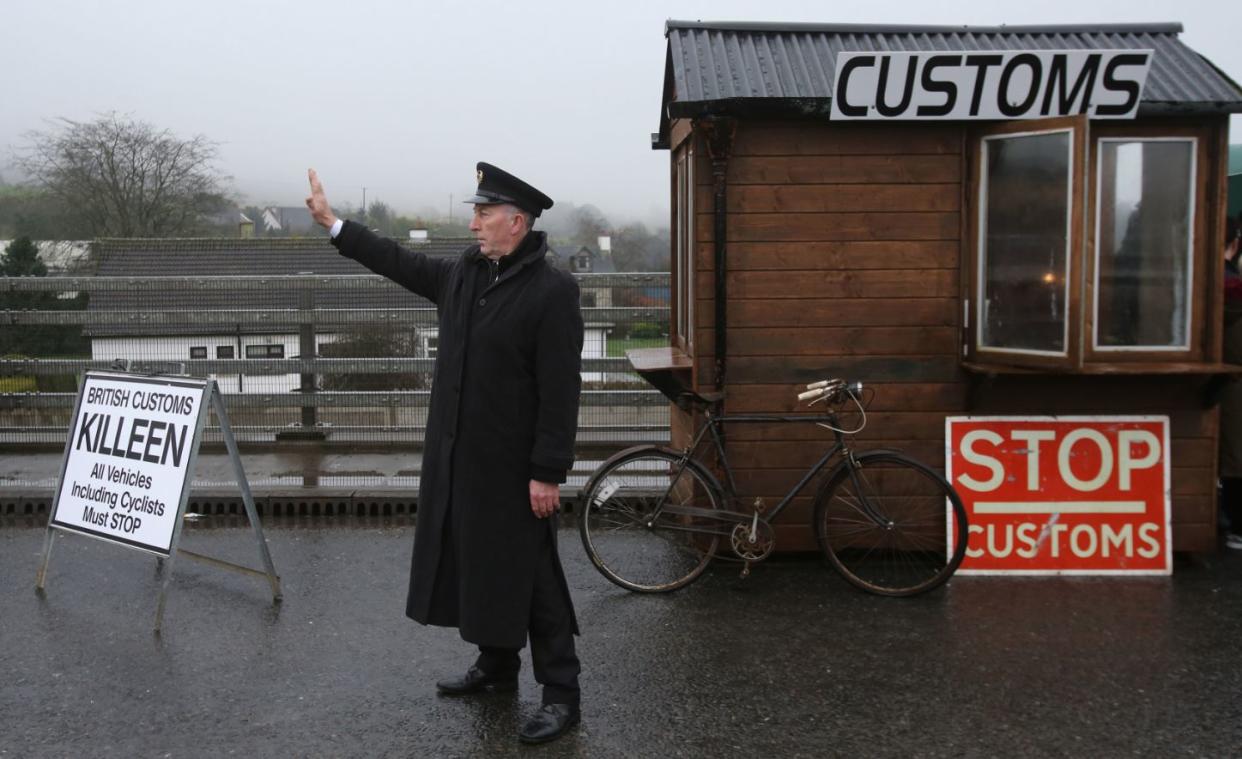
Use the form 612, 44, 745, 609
333, 222, 583, 648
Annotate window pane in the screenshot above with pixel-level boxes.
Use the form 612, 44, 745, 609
979, 131, 1071, 354
675, 153, 687, 341
685, 147, 694, 350
245, 344, 282, 359
1095, 140, 1194, 349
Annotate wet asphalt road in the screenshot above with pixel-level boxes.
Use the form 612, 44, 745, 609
3, 521, 1242, 758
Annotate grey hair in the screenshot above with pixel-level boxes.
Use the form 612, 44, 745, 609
505, 204, 535, 231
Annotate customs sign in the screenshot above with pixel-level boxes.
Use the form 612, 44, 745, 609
831, 50, 1152, 120
49, 372, 209, 555
945, 416, 1171, 575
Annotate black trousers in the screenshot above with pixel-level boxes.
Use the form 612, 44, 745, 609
475, 529, 581, 706
1222, 477, 1242, 534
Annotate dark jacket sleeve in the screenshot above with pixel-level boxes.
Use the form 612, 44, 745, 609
529, 274, 584, 484
331, 220, 453, 303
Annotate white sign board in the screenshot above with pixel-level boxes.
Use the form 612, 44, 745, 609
831, 49, 1152, 120
49, 372, 209, 556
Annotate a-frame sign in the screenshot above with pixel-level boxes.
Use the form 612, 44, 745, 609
36, 371, 281, 633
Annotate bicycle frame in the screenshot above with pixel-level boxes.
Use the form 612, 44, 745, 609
652, 407, 862, 527
581, 384, 969, 595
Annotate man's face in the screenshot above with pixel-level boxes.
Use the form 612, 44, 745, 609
470, 204, 522, 258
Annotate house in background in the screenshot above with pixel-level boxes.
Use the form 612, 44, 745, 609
85, 236, 469, 392
550, 242, 615, 307
84, 236, 615, 390
261, 206, 316, 235
549, 242, 618, 380
0, 240, 92, 274
553, 243, 616, 275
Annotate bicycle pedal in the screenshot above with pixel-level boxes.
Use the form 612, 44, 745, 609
739, 562, 752, 580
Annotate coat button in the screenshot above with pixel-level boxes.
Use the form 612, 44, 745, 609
478, 298, 487, 306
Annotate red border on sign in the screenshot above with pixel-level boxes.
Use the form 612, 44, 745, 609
945, 416, 1172, 576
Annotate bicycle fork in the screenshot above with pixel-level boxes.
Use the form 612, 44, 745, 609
843, 450, 895, 530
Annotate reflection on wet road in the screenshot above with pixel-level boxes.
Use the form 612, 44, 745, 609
3, 524, 1242, 757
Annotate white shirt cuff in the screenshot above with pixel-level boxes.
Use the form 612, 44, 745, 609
329, 219, 344, 238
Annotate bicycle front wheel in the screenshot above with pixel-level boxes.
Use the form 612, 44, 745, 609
579, 447, 723, 593
815, 451, 968, 597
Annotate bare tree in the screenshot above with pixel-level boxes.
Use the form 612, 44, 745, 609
16, 113, 230, 237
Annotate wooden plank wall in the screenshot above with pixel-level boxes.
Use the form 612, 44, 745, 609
684, 120, 967, 552
675, 117, 1219, 553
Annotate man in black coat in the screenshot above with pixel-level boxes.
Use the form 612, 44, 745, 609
306, 163, 585, 744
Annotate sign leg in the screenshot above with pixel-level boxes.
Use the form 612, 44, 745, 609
153, 549, 180, 635
212, 385, 282, 602
35, 527, 58, 595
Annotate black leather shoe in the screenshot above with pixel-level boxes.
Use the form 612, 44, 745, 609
435, 665, 518, 695
518, 703, 580, 744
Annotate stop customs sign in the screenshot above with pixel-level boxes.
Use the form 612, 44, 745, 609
945, 417, 1172, 575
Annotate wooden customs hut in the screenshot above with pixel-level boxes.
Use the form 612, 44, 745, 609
637, 21, 1242, 553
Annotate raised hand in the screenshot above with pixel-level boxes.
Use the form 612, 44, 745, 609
305, 168, 339, 229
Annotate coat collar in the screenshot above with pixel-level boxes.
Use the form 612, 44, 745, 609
471, 231, 547, 287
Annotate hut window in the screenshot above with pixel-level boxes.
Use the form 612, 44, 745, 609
977, 128, 1074, 358
968, 116, 1209, 371
1093, 138, 1196, 352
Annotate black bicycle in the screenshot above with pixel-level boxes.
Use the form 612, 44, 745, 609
578, 379, 969, 597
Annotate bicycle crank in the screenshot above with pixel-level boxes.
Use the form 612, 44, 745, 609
730, 519, 774, 563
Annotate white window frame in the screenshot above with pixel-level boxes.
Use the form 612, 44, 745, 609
975, 127, 1076, 359
245, 344, 285, 359
675, 152, 688, 347
1091, 136, 1197, 353
421, 330, 439, 359
685, 144, 695, 352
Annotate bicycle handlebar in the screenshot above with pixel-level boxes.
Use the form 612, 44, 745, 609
797, 379, 864, 404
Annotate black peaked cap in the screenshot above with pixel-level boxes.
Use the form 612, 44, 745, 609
463, 162, 554, 217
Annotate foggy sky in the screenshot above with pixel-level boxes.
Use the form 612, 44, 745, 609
3, 0, 1239, 227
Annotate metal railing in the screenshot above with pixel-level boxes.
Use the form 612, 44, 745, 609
0, 271, 673, 447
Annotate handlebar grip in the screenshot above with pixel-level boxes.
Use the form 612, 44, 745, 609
805, 380, 829, 390
797, 388, 824, 401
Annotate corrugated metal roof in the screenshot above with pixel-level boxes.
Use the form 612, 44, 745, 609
84, 237, 469, 337
659, 20, 1242, 136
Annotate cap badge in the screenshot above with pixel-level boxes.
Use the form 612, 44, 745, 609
476, 169, 483, 185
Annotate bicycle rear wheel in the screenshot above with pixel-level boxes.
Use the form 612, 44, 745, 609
579, 447, 723, 593
814, 451, 968, 597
